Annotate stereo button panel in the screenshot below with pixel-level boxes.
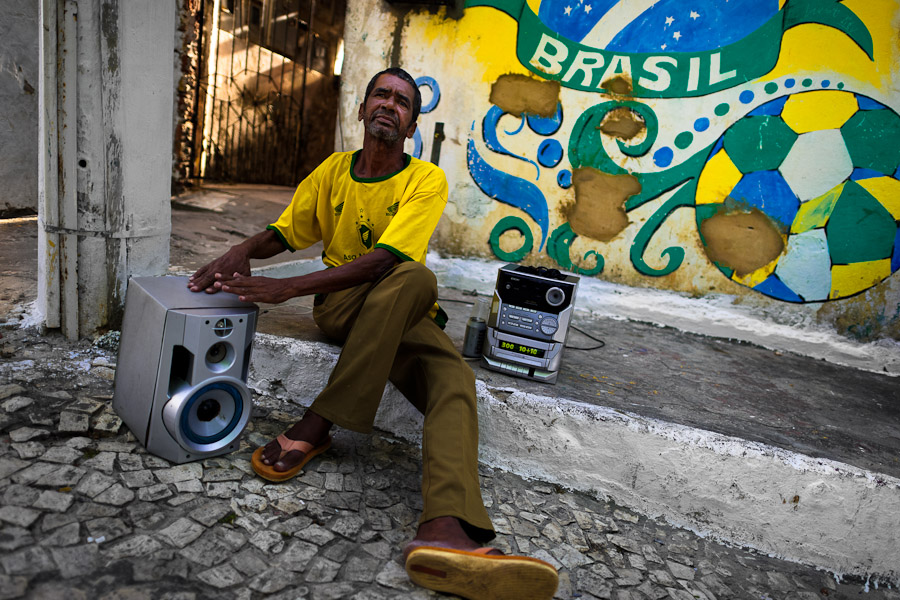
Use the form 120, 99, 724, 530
498, 305, 563, 339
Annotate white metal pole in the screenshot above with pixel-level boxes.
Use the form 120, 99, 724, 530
59, 0, 79, 340
37, 0, 61, 331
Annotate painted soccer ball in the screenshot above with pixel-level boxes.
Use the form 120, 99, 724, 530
695, 89, 900, 302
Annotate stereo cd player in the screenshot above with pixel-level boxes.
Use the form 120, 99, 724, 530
481, 264, 579, 383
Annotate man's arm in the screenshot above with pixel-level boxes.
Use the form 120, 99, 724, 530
188, 229, 287, 293
215, 248, 400, 304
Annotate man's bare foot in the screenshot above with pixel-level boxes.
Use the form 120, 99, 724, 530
261, 410, 332, 472
402, 516, 502, 561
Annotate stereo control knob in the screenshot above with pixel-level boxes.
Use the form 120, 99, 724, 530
539, 316, 558, 336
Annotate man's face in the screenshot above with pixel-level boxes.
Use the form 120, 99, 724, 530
358, 74, 417, 143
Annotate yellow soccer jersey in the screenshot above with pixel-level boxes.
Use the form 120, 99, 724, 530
267, 150, 449, 325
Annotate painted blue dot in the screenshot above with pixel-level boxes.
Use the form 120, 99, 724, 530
527, 103, 564, 136
785, 78, 796, 88
694, 118, 710, 132
822, 80, 831, 88
557, 170, 572, 189
654, 147, 674, 168
739, 90, 755, 104
537, 139, 564, 168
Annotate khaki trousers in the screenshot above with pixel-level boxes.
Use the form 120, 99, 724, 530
310, 261, 494, 541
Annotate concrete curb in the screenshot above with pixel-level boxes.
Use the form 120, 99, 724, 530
472, 382, 900, 581
249, 332, 900, 583
251, 254, 900, 376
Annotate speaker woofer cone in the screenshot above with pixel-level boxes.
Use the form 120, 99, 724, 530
182, 384, 239, 444
196, 398, 221, 422
163, 376, 251, 453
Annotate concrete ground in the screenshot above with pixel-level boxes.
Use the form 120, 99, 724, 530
1, 183, 899, 598
0, 216, 38, 321
0, 323, 895, 600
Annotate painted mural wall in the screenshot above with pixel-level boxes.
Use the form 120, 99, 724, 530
338, 0, 900, 343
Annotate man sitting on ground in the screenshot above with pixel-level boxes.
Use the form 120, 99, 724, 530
188, 67, 557, 600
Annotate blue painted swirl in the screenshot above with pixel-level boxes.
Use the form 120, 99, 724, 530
467, 138, 549, 250
483, 106, 540, 180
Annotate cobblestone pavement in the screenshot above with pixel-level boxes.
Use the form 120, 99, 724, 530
0, 316, 897, 600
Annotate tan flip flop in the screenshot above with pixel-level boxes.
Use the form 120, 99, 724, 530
251, 434, 332, 482
405, 545, 558, 600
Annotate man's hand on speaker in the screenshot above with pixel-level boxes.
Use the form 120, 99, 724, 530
218, 273, 296, 304
188, 248, 251, 294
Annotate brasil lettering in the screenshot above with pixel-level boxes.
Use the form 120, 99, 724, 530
528, 35, 747, 97
465, 0, 874, 98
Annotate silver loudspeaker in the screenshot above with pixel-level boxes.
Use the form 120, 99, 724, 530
113, 276, 258, 464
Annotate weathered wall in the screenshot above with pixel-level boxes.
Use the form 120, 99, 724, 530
38, 0, 175, 339
173, 0, 204, 191
338, 0, 900, 346
0, 4, 39, 216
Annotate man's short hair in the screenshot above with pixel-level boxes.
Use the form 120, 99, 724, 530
363, 67, 422, 123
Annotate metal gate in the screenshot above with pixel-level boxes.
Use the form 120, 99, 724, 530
196, 0, 345, 185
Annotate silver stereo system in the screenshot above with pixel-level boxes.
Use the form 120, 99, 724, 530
113, 276, 258, 464
481, 264, 580, 384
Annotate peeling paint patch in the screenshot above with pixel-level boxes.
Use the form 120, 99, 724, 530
700, 208, 784, 277
566, 168, 641, 242
600, 107, 646, 141
101, 2, 119, 75
436, 219, 492, 258
388, 8, 407, 68
816, 276, 900, 342
407, 0, 464, 20
602, 74, 633, 96
489, 74, 560, 117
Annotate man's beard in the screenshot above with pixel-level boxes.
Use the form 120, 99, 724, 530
366, 111, 403, 143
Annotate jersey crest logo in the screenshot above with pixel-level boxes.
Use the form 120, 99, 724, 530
386, 201, 399, 217
357, 213, 375, 249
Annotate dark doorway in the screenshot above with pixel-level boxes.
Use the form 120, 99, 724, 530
193, 0, 346, 186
